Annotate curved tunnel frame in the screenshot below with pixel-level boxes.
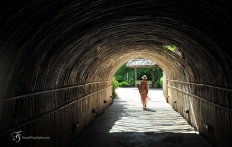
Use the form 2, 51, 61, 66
0, 1, 232, 147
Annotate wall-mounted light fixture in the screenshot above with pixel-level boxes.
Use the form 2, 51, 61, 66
92, 109, 97, 113
72, 122, 80, 129
204, 124, 213, 133
204, 124, 209, 130
174, 100, 177, 103
184, 109, 189, 113
104, 100, 107, 103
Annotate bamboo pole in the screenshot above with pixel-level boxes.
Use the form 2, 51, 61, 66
135, 68, 137, 87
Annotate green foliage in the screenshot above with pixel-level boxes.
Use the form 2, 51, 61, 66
119, 81, 130, 87
137, 68, 152, 80
163, 45, 177, 52
129, 79, 135, 86
154, 76, 163, 88
114, 62, 163, 88
154, 81, 161, 88
112, 77, 119, 98
114, 63, 131, 81
160, 77, 163, 87
153, 67, 163, 88
114, 63, 154, 81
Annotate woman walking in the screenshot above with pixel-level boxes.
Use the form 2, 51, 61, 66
139, 75, 151, 109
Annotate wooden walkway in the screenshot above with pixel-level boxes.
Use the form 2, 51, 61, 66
71, 88, 212, 147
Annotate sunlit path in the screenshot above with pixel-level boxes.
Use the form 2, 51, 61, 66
71, 88, 212, 147
110, 88, 195, 133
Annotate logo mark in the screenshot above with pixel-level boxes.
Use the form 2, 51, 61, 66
11, 130, 22, 142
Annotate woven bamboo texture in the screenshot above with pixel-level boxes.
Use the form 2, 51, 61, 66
0, 1, 232, 147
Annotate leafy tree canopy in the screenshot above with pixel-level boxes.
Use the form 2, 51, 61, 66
114, 63, 163, 82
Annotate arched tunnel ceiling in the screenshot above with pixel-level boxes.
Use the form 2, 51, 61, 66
0, 0, 232, 98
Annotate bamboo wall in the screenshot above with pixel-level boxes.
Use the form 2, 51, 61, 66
0, 1, 232, 147
0, 81, 113, 147
167, 79, 232, 147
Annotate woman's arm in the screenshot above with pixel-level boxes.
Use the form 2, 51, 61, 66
139, 80, 142, 88
146, 81, 149, 94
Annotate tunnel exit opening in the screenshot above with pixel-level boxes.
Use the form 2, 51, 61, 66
107, 50, 199, 139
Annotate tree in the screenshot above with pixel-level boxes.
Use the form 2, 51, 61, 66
114, 63, 163, 87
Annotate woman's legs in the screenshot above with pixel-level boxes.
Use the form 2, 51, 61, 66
140, 94, 147, 108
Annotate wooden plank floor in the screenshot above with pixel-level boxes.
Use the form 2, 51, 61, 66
71, 87, 212, 147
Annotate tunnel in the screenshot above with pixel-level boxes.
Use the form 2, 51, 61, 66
0, 0, 232, 147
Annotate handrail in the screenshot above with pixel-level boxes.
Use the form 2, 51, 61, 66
167, 79, 232, 92
167, 85, 232, 112
0, 80, 110, 101
0, 86, 112, 135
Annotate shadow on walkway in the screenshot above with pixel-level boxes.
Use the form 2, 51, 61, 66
70, 88, 212, 147
143, 108, 156, 112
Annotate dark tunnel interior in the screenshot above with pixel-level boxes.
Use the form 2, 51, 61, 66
0, 1, 232, 147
